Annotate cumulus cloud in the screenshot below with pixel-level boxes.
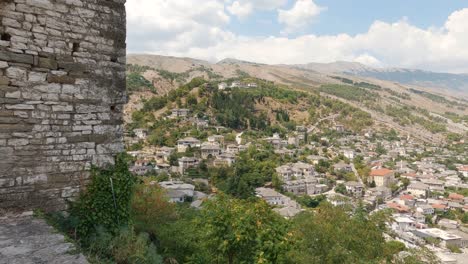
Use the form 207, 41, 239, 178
227, 0, 288, 19
227, 1, 253, 19
278, 0, 325, 34
126, 0, 230, 54
126, 1, 468, 73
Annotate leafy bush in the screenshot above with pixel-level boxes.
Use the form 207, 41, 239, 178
70, 154, 136, 240
88, 226, 163, 264
143, 97, 168, 112
131, 179, 177, 236
288, 203, 392, 263
197, 194, 291, 264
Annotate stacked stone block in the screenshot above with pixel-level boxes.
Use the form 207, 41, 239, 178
0, 0, 127, 212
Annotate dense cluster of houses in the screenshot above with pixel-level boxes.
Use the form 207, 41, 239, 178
385, 191, 468, 262
125, 103, 468, 262
275, 162, 328, 196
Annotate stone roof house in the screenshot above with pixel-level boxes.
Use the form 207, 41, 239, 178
177, 137, 201, 152
407, 182, 429, 198
201, 142, 221, 159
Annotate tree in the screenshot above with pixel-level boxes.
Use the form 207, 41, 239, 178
186, 94, 198, 106
401, 177, 410, 188
196, 194, 291, 264
169, 152, 179, 166
376, 142, 387, 155
335, 183, 347, 195
462, 212, 468, 224
296, 194, 326, 208
288, 203, 392, 263
131, 179, 177, 237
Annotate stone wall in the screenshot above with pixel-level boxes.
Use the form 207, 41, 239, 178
0, 0, 127, 212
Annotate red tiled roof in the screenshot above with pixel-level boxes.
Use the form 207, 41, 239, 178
387, 202, 410, 213
431, 204, 447, 210
448, 193, 464, 200
371, 168, 394, 177
400, 194, 415, 200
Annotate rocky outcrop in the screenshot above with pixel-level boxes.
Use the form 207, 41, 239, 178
0, 0, 127, 212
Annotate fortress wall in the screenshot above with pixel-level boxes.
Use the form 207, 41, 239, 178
0, 0, 127, 211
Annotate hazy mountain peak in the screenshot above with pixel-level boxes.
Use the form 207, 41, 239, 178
295, 61, 372, 73
217, 58, 260, 65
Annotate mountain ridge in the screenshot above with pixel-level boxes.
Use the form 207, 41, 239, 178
126, 54, 468, 144
128, 53, 468, 93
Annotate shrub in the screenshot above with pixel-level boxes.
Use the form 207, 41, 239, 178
131, 179, 177, 236
447, 244, 462, 253
70, 154, 136, 240
88, 226, 163, 264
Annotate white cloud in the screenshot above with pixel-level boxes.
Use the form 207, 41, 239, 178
227, 1, 253, 19
227, 0, 288, 19
126, 2, 468, 73
126, 0, 230, 53
278, 0, 325, 34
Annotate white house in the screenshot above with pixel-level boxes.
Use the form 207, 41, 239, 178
407, 182, 429, 198
214, 153, 236, 167
343, 149, 355, 160
133, 128, 148, 140
200, 142, 221, 159
231, 81, 241, 88
218, 82, 227, 90
177, 137, 201, 152
458, 165, 468, 177
345, 181, 365, 197
160, 181, 195, 203
178, 157, 200, 174
256, 187, 301, 218
170, 108, 191, 119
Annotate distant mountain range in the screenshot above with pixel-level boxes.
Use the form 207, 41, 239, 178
127, 54, 468, 142
294, 61, 468, 93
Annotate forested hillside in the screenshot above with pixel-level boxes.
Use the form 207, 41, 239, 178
125, 55, 468, 143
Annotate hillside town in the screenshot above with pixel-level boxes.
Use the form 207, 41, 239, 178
124, 79, 468, 263
4, 1, 468, 263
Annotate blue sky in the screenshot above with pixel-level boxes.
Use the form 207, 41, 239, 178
228, 0, 467, 37
126, 0, 468, 73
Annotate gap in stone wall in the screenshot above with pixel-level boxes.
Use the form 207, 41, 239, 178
1, 33, 11, 41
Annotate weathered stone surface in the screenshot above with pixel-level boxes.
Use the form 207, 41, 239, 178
47, 74, 75, 84
0, 76, 9, 85
6, 67, 27, 80
28, 71, 47, 82
0, 215, 88, 264
0, 51, 34, 65
38, 57, 58, 69
0, 0, 127, 212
